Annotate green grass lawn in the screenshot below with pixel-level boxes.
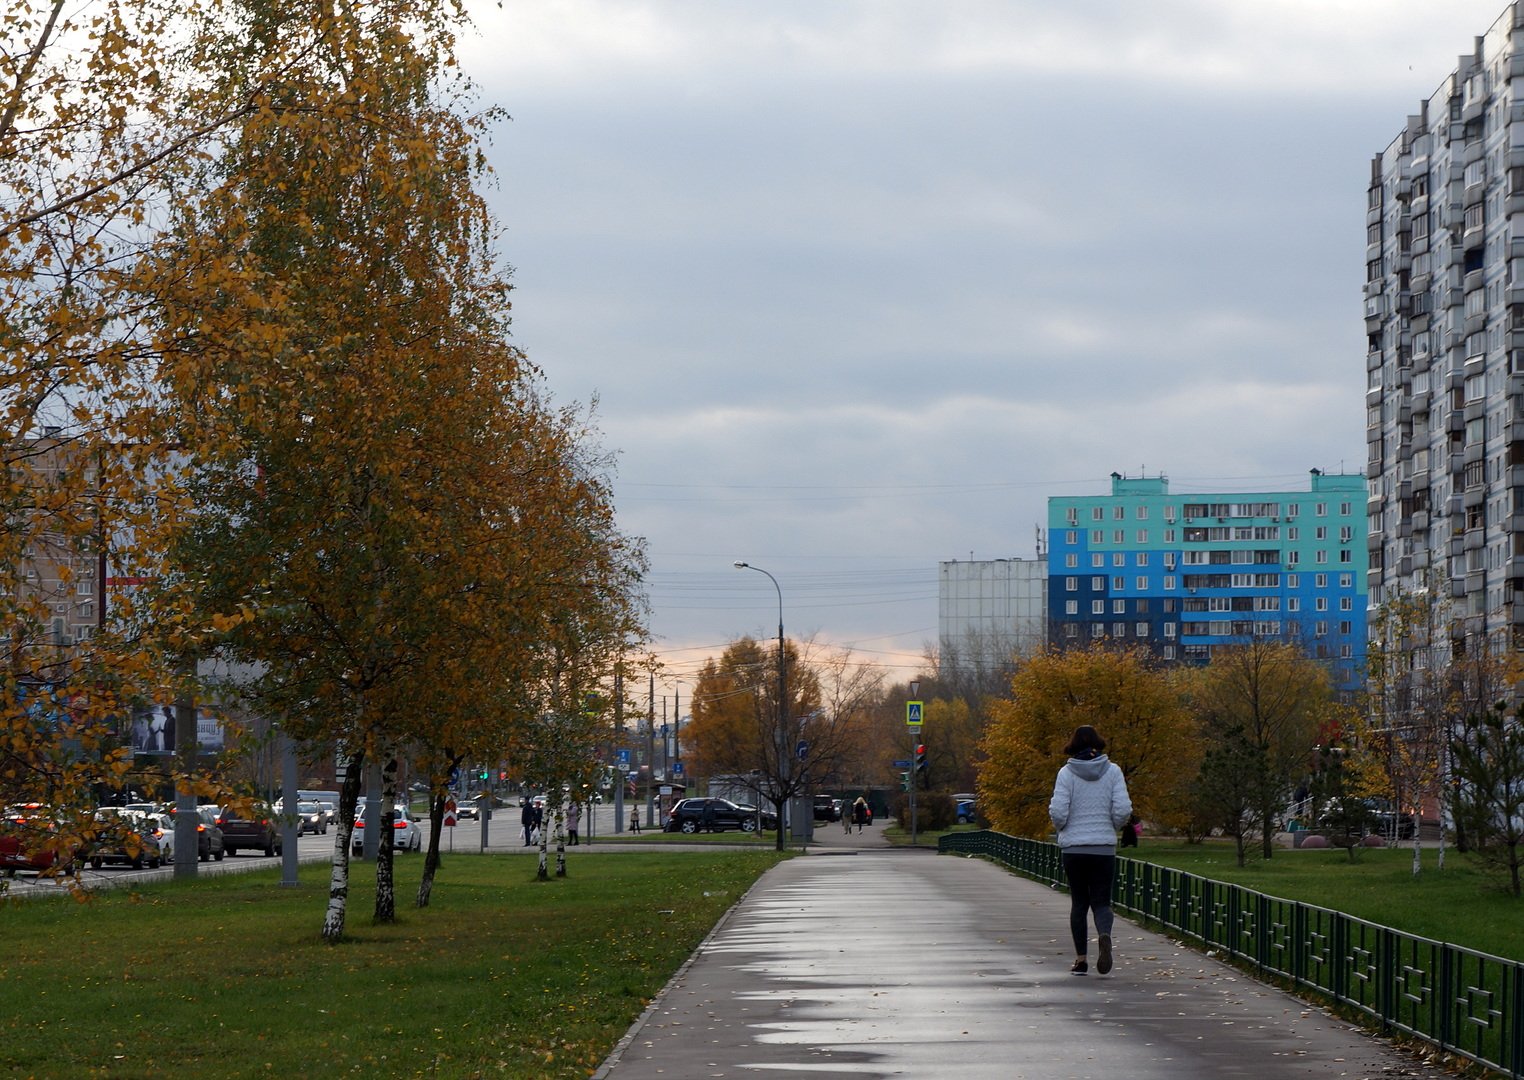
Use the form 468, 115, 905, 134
1124, 840, 1524, 960
0, 849, 786, 1078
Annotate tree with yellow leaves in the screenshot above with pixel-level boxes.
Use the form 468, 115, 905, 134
1183, 640, 1334, 863
977, 645, 1194, 840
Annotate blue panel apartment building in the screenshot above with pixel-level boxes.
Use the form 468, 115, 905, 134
1047, 471, 1368, 694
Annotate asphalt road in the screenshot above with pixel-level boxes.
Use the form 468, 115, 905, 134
596, 848, 1452, 1080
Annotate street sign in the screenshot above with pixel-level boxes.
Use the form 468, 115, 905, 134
906, 700, 923, 727
672, 761, 685, 778
796, 739, 808, 760
892, 758, 912, 767
442, 797, 458, 828
616, 748, 631, 766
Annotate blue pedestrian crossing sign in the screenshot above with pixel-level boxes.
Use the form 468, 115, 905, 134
906, 700, 923, 728
616, 748, 631, 766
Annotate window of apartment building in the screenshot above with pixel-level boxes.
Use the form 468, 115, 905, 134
1113, 552, 1125, 567
1316, 550, 1328, 564
1066, 554, 1079, 568
1092, 577, 1104, 590
1164, 575, 1177, 590
1113, 505, 1125, 520
1340, 550, 1353, 563
76, 579, 92, 596
1092, 506, 1103, 521
1340, 501, 1352, 516
1113, 576, 1125, 590
1340, 596, 1352, 611
1465, 372, 1485, 401
1112, 622, 1127, 637
1315, 621, 1328, 637
1287, 527, 1299, 541
1091, 624, 1105, 639
1339, 620, 1353, 635
1316, 503, 1327, 516
1163, 529, 1176, 543
1091, 529, 1104, 545
1065, 600, 1078, 615
1287, 574, 1299, 588
1092, 600, 1105, 614
1136, 506, 1148, 520
1163, 645, 1176, 659
1067, 508, 1079, 525
1163, 623, 1177, 638
1288, 597, 1301, 612
1163, 553, 1176, 570
1136, 529, 1147, 544
1065, 624, 1079, 639
1113, 599, 1126, 614
1340, 573, 1353, 587
1132, 576, 1145, 591
1316, 597, 1328, 612
1065, 529, 1079, 544
1092, 553, 1104, 568
1135, 623, 1149, 638
1315, 526, 1327, 540
1113, 530, 1125, 544
1287, 551, 1299, 567
1315, 573, 1327, 588
1133, 552, 1148, 567
1339, 526, 1353, 543
1287, 504, 1300, 517
1066, 577, 1078, 591
1341, 644, 1353, 658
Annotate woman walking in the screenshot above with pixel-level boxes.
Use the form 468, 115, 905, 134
1049, 725, 1132, 976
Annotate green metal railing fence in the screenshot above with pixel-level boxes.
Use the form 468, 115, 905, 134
939, 830, 1524, 1078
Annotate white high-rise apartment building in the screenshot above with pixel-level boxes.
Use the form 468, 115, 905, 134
1367, 4, 1524, 646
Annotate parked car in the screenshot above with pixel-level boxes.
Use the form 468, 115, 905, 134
162, 805, 225, 862
812, 796, 840, 822
216, 803, 282, 857
956, 799, 978, 825
0, 804, 76, 873
87, 809, 164, 869
351, 808, 423, 854
295, 802, 329, 835
664, 798, 775, 834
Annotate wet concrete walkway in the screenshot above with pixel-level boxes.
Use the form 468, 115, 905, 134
595, 846, 1448, 1079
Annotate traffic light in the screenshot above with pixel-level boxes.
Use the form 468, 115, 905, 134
479, 769, 489, 781
914, 744, 927, 773
899, 770, 911, 792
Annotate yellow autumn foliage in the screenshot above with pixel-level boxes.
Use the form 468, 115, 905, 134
977, 645, 1196, 839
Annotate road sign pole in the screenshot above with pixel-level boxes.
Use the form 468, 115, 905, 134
906, 694, 923, 846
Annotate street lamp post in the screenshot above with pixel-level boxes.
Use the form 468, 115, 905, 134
734, 561, 786, 843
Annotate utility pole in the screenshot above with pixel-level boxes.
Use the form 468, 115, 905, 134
646, 671, 656, 828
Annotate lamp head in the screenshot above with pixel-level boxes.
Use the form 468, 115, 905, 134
733, 560, 748, 568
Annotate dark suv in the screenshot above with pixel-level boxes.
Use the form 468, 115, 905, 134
216, 803, 283, 857
664, 798, 775, 834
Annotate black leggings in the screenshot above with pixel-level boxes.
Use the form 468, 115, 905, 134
1061, 852, 1116, 956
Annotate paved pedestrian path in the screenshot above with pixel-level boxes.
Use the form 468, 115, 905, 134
595, 846, 1448, 1079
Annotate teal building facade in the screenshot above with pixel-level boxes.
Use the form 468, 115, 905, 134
1047, 471, 1368, 695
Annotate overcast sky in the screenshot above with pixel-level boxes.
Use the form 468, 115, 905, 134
458, 1, 1512, 695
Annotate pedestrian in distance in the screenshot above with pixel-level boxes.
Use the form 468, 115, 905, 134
842, 803, 852, 834
566, 800, 581, 846
1049, 724, 1133, 976
852, 796, 868, 833
629, 806, 641, 833
520, 798, 536, 847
